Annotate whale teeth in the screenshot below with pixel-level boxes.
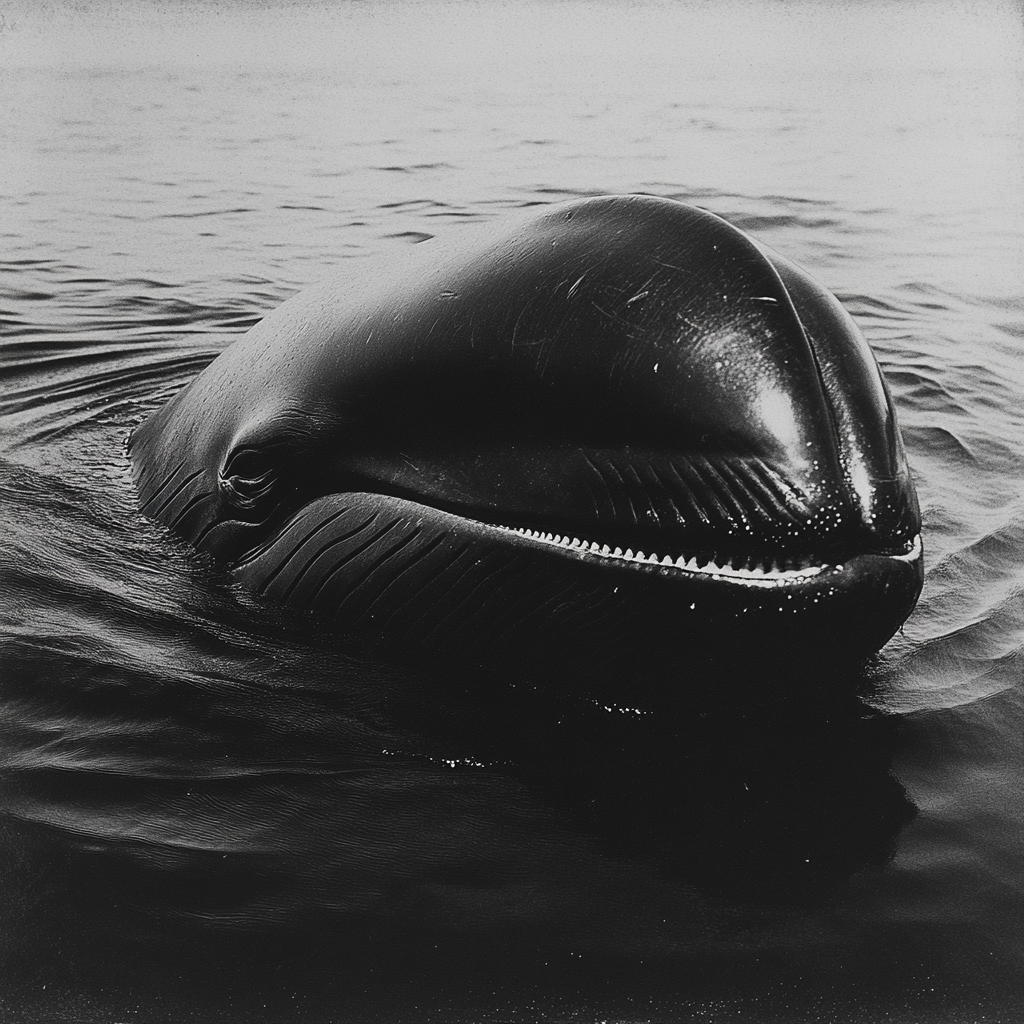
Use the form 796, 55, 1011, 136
501, 523, 828, 582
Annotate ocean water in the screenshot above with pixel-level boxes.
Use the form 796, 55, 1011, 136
1, 2, 1022, 1022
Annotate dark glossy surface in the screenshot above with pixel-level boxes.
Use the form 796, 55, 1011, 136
1, 3, 1021, 1022
130, 196, 922, 672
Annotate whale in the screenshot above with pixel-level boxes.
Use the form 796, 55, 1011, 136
128, 194, 922, 683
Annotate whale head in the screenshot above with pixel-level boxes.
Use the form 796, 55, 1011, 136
129, 195, 922, 683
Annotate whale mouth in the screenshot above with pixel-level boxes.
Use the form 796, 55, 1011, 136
496, 523, 923, 588
226, 488, 925, 674
230, 485, 922, 600
295, 444, 922, 599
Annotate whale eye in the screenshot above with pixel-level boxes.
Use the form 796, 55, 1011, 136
220, 446, 277, 510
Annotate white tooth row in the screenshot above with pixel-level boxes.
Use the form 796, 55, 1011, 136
503, 526, 826, 581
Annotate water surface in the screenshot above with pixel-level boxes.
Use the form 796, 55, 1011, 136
1, 2, 1022, 1021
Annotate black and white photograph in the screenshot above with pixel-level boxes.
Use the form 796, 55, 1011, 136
1, 1, 1021, 1021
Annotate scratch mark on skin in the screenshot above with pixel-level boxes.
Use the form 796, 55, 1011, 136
582, 452, 619, 520
510, 309, 526, 349
591, 297, 631, 327
624, 271, 659, 307
653, 258, 690, 274
537, 340, 559, 378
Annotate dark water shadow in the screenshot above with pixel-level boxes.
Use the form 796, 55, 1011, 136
374, 654, 917, 905
0, 658, 917, 1024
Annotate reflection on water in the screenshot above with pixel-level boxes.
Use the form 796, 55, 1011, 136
1, 1, 1022, 1021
